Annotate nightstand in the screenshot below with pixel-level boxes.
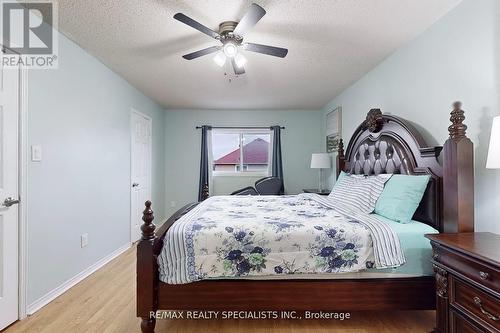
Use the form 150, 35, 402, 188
302, 189, 330, 195
425, 233, 499, 333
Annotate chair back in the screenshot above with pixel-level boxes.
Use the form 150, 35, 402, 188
255, 177, 283, 195
230, 186, 259, 196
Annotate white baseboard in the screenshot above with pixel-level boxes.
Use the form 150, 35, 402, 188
27, 242, 131, 315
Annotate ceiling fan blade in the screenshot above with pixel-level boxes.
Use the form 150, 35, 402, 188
243, 43, 288, 58
182, 46, 221, 60
231, 58, 245, 75
233, 3, 266, 37
174, 13, 220, 40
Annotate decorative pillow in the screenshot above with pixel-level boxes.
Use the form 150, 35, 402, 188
328, 172, 392, 214
374, 174, 430, 223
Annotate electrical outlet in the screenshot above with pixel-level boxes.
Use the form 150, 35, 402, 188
170, 201, 176, 208
81, 233, 89, 248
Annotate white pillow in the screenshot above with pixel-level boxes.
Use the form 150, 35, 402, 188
328, 172, 392, 213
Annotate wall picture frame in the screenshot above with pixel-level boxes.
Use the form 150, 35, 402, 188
326, 107, 342, 153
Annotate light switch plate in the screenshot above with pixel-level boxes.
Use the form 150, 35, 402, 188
31, 145, 42, 162
81, 233, 89, 248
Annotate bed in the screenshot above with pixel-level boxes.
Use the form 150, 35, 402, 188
136, 104, 474, 332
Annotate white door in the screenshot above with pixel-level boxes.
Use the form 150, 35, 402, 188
130, 111, 152, 242
0, 47, 20, 330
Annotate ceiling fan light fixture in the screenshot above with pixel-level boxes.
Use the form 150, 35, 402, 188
234, 53, 247, 68
213, 51, 226, 67
223, 42, 238, 58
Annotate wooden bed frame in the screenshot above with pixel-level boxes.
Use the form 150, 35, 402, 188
137, 103, 474, 332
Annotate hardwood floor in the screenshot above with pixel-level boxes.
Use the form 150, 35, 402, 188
4, 246, 436, 333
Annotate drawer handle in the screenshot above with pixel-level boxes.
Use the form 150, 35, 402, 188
473, 297, 499, 321
479, 271, 489, 280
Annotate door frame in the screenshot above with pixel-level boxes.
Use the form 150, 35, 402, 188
130, 108, 152, 243
1, 45, 29, 320
18, 62, 29, 319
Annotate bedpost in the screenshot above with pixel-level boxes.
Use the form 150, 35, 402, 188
336, 139, 345, 178
137, 201, 157, 333
443, 102, 474, 233
201, 183, 209, 201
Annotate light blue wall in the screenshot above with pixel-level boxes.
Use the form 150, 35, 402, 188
322, 0, 500, 234
27, 33, 166, 304
164, 109, 324, 216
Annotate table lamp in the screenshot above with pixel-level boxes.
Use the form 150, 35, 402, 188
310, 153, 331, 192
486, 116, 500, 169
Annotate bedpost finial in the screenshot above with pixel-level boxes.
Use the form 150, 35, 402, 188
448, 101, 467, 140
363, 109, 384, 133
141, 201, 155, 240
336, 138, 346, 177
338, 139, 344, 156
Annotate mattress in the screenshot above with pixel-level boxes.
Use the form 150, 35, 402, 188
371, 214, 437, 276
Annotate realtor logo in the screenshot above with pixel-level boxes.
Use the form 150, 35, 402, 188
1, 0, 58, 68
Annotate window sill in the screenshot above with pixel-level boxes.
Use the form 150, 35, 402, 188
213, 172, 270, 178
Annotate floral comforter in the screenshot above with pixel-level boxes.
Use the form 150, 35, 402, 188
158, 194, 405, 284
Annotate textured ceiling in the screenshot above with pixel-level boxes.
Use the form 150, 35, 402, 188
58, 0, 461, 110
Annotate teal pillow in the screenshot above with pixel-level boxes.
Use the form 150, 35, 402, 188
332, 171, 347, 189
374, 174, 430, 223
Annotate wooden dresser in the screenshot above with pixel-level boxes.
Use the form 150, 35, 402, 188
426, 233, 500, 333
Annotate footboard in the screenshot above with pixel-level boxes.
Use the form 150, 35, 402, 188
157, 277, 435, 311
136, 201, 198, 333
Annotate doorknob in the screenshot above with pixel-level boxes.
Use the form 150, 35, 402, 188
132, 183, 139, 187
3, 197, 20, 207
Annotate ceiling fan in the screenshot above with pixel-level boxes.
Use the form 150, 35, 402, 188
174, 3, 288, 75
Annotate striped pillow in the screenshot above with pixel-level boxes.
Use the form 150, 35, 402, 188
328, 172, 392, 213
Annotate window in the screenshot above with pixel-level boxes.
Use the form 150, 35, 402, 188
211, 129, 272, 176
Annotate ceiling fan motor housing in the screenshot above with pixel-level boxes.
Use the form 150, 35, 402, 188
219, 21, 242, 43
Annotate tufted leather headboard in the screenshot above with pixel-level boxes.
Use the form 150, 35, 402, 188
337, 109, 443, 231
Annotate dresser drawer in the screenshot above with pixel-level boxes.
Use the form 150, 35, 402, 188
450, 309, 488, 333
450, 276, 500, 332
434, 244, 500, 293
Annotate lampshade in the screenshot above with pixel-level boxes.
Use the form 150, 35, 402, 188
486, 116, 500, 169
310, 153, 331, 169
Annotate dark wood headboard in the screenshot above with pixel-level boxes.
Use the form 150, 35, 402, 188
336, 103, 474, 233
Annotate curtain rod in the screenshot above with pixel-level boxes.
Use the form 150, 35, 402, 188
196, 126, 285, 130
